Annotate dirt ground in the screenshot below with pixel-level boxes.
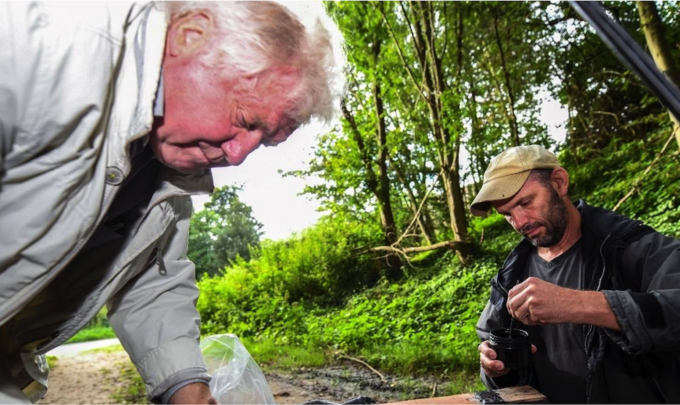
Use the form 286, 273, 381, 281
38, 350, 442, 404
38, 351, 132, 405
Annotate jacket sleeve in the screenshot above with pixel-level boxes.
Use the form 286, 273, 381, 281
106, 198, 210, 403
477, 300, 521, 389
603, 232, 680, 355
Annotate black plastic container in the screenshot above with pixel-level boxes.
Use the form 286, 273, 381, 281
488, 328, 531, 369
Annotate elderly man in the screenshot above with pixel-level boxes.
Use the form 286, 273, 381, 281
0, 2, 343, 403
472, 145, 680, 403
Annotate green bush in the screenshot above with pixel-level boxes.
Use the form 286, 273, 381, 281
562, 127, 680, 237
305, 254, 499, 373
67, 308, 116, 344
198, 238, 500, 375
198, 215, 384, 341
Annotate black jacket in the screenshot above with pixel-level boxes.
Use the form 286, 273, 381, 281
476, 200, 680, 403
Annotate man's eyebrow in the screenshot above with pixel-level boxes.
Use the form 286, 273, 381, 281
496, 194, 534, 216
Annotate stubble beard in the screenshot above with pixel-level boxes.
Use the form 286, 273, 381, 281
521, 187, 569, 248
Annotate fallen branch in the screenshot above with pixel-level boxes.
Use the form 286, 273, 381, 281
370, 240, 470, 255
338, 355, 387, 384
613, 131, 676, 211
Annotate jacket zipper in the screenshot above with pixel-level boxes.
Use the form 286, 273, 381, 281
156, 247, 167, 275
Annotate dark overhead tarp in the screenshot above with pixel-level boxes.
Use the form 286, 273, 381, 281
569, 1, 680, 122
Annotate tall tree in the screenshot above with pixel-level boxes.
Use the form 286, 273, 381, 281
378, 2, 471, 261
637, 1, 680, 147
189, 185, 263, 278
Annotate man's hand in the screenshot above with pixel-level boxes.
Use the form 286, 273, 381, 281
478, 340, 537, 378
169, 382, 217, 405
507, 277, 577, 325
507, 277, 621, 330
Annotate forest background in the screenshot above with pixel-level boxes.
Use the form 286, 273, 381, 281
84, 1, 680, 398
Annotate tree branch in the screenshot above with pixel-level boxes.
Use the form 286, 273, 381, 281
337, 354, 387, 384
613, 131, 676, 211
376, 3, 431, 106
371, 240, 470, 254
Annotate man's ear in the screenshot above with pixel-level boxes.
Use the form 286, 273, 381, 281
550, 167, 570, 197
167, 11, 214, 58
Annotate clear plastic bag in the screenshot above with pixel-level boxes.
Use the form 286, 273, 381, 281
200, 334, 276, 405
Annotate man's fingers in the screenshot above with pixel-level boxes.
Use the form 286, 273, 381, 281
531, 344, 538, 354
479, 341, 509, 377
508, 277, 532, 298
483, 358, 505, 371
512, 298, 533, 324
478, 341, 496, 359
507, 288, 529, 319
481, 359, 510, 377
480, 354, 506, 373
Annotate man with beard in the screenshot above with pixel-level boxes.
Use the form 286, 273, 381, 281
472, 145, 680, 403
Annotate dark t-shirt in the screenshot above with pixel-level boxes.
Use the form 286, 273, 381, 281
524, 239, 588, 404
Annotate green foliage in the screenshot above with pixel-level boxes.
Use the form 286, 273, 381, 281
198, 234, 500, 375
189, 185, 263, 279
46, 355, 58, 370
197, 214, 384, 340
562, 127, 680, 237
242, 338, 327, 370
67, 326, 116, 344
67, 308, 116, 344
304, 254, 499, 373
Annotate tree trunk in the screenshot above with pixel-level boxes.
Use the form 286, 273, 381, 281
341, 98, 398, 264
492, 14, 521, 146
637, 1, 680, 147
373, 76, 398, 248
382, 2, 470, 261
416, 2, 470, 262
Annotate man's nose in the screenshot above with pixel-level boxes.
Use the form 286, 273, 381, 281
511, 212, 529, 231
223, 132, 263, 166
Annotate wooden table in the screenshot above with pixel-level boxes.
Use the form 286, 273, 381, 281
387, 385, 546, 404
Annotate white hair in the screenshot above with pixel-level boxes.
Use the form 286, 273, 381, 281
163, 1, 346, 124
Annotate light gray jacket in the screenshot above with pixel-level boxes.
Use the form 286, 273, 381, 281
0, 2, 213, 402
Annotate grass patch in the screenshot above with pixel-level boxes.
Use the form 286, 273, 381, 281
112, 360, 149, 404
82, 343, 124, 355
79, 343, 147, 403
242, 338, 327, 370
356, 341, 483, 396
66, 325, 116, 344
46, 355, 58, 370
357, 340, 479, 377
439, 372, 485, 396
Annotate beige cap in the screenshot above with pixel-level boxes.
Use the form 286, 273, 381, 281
469, 145, 559, 216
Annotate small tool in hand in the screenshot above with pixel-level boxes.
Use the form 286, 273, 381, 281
508, 279, 520, 337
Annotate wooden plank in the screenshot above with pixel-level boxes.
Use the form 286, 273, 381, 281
496, 386, 546, 403
387, 386, 546, 404
387, 392, 474, 404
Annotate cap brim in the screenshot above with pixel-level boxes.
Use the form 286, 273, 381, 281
469, 171, 532, 216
